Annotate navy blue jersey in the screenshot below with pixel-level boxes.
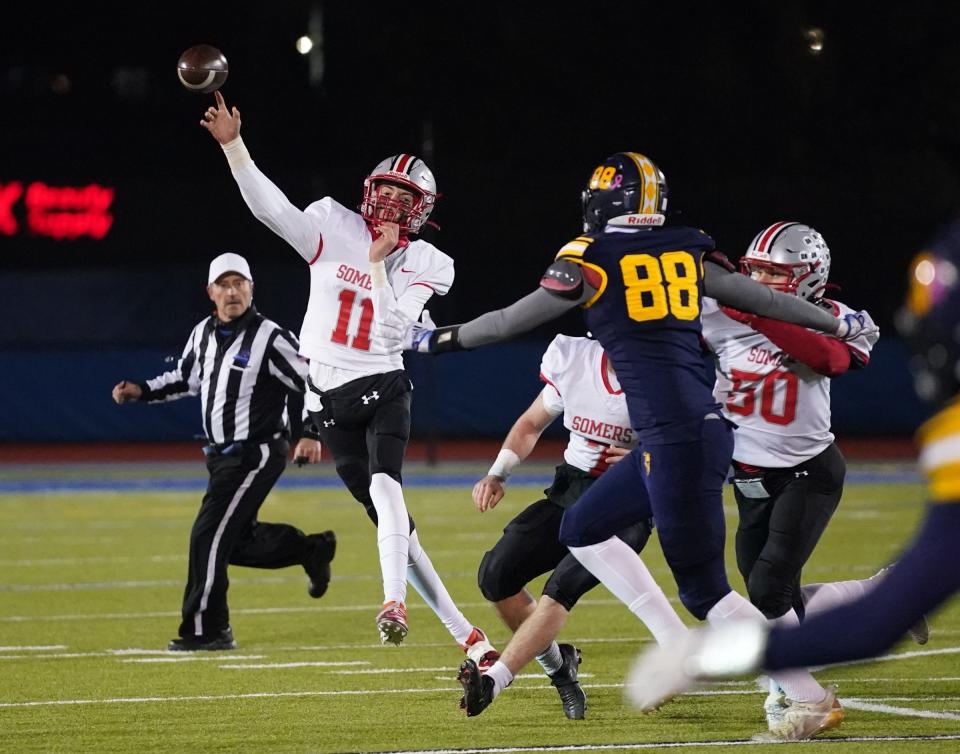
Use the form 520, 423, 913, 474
556, 225, 720, 443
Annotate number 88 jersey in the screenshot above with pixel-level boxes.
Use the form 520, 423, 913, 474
555, 224, 720, 445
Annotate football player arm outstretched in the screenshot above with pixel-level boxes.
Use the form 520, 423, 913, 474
473, 391, 562, 513
413, 257, 875, 353
719, 306, 861, 377
112, 326, 202, 404
701, 261, 875, 340
201, 91, 324, 262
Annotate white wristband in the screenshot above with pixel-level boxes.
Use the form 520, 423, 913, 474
370, 260, 388, 289
488, 448, 520, 480
221, 136, 252, 170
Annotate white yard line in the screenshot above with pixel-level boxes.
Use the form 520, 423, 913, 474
123, 655, 266, 664
842, 698, 960, 721
219, 661, 372, 669
383, 736, 960, 754
0, 599, 624, 623
0, 645, 66, 652
810, 645, 960, 671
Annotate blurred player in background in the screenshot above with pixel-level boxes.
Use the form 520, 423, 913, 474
625, 218, 960, 719
701, 222, 878, 733
112, 253, 335, 650
199, 92, 498, 666
465, 334, 684, 718
408, 152, 878, 740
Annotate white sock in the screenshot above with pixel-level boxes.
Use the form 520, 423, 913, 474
802, 578, 872, 617
536, 641, 564, 676
406, 528, 473, 645
370, 473, 409, 605
568, 537, 687, 645
706, 591, 825, 703
486, 660, 514, 699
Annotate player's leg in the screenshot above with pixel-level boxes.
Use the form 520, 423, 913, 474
467, 500, 582, 715
646, 416, 831, 727
732, 472, 775, 600
744, 444, 845, 620
174, 442, 283, 647
478, 498, 571, 630
560, 454, 687, 642
766, 502, 960, 668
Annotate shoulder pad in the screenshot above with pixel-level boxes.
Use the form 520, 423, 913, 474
704, 250, 736, 273
540, 258, 584, 300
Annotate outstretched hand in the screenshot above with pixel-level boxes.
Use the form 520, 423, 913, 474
200, 90, 241, 144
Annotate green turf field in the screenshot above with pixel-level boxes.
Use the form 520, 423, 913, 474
1, 463, 958, 753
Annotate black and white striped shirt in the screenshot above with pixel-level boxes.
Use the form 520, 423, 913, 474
139, 306, 308, 445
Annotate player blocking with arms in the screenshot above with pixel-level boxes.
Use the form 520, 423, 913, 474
406, 152, 877, 739
625, 218, 960, 718
199, 91, 498, 666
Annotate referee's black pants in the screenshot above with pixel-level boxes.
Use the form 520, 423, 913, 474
733, 442, 846, 621
179, 438, 311, 639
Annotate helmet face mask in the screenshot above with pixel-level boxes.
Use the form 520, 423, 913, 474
360, 154, 437, 234
581, 152, 668, 233
742, 222, 831, 302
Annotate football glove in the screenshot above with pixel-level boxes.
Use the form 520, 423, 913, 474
407, 310, 437, 353
835, 310, 879, 343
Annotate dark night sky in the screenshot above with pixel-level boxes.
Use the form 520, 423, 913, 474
3, 2, 960, 344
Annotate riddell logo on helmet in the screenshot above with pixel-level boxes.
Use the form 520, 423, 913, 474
623, 215, 661, 225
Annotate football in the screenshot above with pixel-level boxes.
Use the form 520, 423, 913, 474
176, 45, 229, 94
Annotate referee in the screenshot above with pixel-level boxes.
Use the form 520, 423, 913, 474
112, 252, 336, 651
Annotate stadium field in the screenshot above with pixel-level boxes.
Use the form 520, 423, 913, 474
1, 461, 958, 753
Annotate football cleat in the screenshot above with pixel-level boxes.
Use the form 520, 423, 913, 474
457, 658, 495, 717
460, 626, 500, 672
548, 643, 587, 720
624, 622, 767, 712
303, 530, 336, 599
760, 685, 843, 742
763, 682, 788, 729
376, 601, 408, 645
167, 626, 236, 652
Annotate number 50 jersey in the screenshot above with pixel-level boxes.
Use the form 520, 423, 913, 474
701, 296, 874, 467
556, 225, 718, 445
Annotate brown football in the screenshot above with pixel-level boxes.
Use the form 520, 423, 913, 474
177, 45, 229, 94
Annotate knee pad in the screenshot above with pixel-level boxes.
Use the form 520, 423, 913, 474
477, 548, 524, 603
747, 562, 795, 619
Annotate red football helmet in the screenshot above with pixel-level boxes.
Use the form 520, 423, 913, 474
360, 154, 438, 234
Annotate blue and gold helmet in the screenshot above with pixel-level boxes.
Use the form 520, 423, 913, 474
581, 152, 668, 233
898, 220, 960, 404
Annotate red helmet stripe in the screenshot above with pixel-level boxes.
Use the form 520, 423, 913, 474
756, 221, 795, 252
393, 154, 413, 174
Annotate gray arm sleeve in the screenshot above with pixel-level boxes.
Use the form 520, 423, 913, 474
457, 287, 587, 349
703, 263, 840, 334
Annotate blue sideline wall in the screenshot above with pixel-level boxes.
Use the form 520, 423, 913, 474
0, 340, 928, 442
0, 268, 927, 442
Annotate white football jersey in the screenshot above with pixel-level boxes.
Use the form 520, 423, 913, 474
232, 163, 454, 377
540, 334, 637, 475
701, 297, 874, 468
